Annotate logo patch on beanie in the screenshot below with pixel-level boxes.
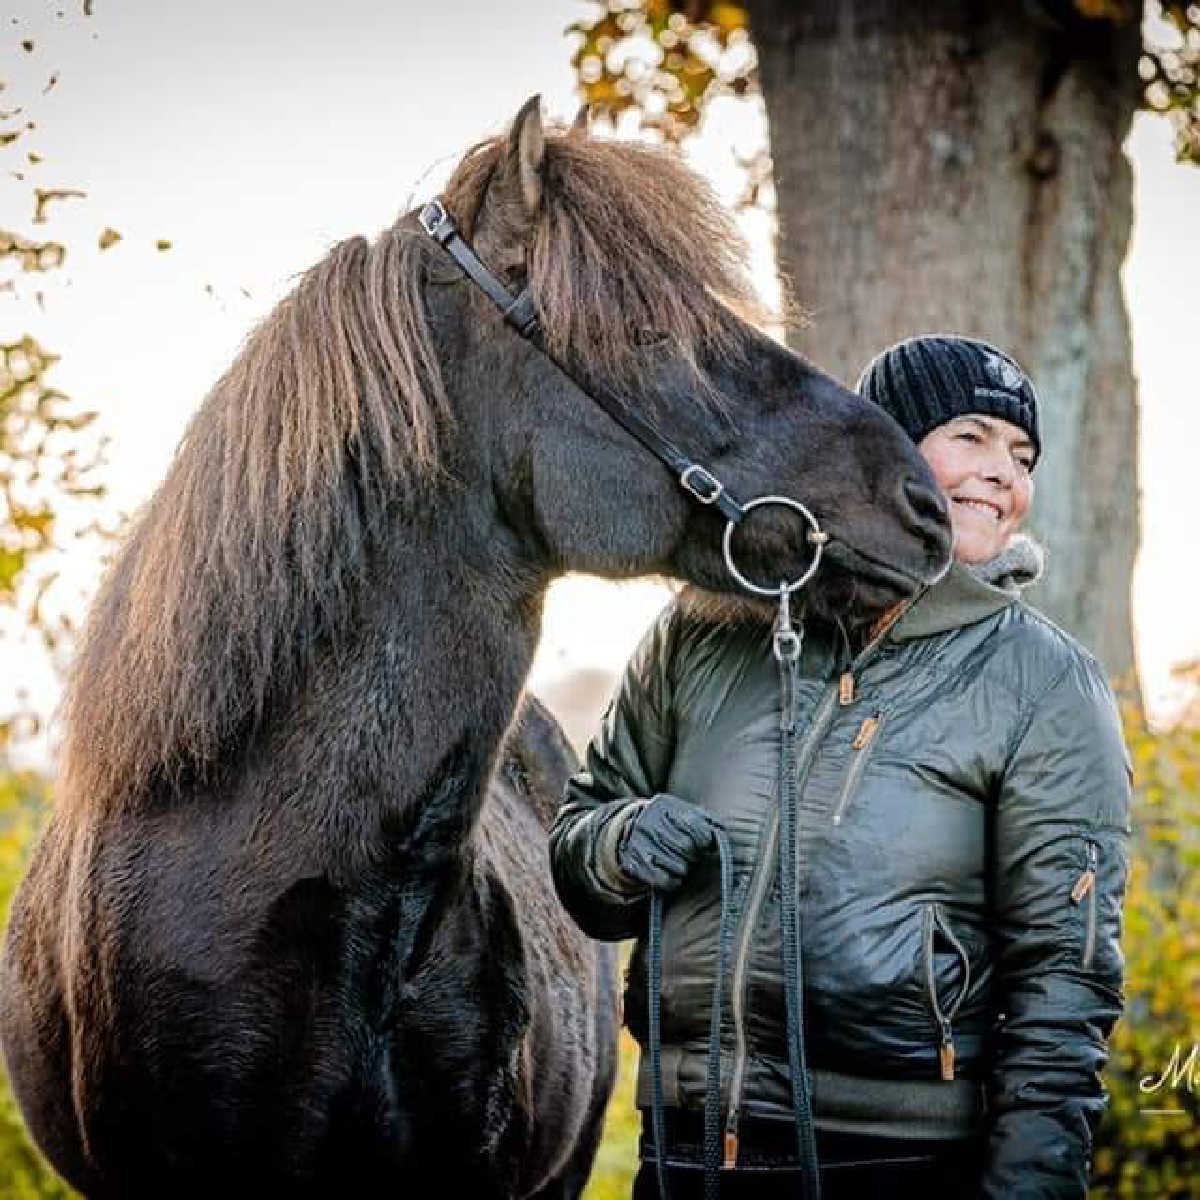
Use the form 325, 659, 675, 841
983, 350, 1024, 392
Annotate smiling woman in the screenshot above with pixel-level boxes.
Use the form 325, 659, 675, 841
551, 332, 1133, 1198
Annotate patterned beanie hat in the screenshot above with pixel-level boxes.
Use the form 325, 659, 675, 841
856, 334, 1041, 468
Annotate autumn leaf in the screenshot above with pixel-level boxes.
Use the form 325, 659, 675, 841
0, 547, 25, 597
709, 3, 748, 34
1073, 0, 1139, 20
33, 187, 86, 224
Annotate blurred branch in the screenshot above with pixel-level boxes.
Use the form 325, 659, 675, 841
569, 1, 1200, 167
567, 1, 756, 143
0, 335, 111, 611
0, 8, 122, 758
1140, 3, 1200, 164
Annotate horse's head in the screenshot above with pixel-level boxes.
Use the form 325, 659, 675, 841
431, 96, 950, 625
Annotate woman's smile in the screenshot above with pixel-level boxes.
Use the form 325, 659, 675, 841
951, 495, 1004, 522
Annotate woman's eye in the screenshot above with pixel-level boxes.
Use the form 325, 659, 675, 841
955, 431, 981, 443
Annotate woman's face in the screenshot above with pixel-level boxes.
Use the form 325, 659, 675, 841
918, 414, 1035, 564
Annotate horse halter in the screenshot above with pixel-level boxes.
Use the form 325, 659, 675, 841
417, 198, 829, 617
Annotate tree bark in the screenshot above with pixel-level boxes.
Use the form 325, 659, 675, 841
745, 0, 1141, 684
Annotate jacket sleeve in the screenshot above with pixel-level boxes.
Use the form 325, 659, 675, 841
981, 652, 1132, 1199
547, 607, 680, 941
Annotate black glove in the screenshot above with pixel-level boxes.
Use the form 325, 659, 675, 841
616, 794, 723, 893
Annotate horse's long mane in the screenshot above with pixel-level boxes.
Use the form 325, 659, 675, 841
59, 122, 768, 820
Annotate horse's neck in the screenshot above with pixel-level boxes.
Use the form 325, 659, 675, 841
258, 525, 544, 878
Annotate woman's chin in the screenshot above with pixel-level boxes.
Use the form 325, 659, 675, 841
949, 521, 1012, 565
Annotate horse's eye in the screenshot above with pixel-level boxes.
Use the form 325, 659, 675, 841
633, 328, 670, 348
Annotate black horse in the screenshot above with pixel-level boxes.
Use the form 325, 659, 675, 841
0, 97, 950, 1196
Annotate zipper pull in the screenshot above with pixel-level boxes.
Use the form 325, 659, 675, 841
839, 671, 855, 705
724, 1106, 740, 1169
852, 715, 880, 751
939, 1030, 956, 1081
723, 1130, 739, 1170
1071, 841, 1098, 904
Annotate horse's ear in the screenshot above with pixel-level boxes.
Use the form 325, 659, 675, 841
503, 94, 546, 220
571, 103, 591, 135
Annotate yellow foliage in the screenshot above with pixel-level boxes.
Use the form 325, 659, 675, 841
583, 1029, 641, 1199
1073, 0, 1139, 22
708, 4, 748, 35
1089, 708, 1200, 1197
0, 767, 76, 1197
568, 0, 754, 144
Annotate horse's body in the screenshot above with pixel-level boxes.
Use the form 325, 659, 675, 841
6, 697, 609, 1197
1, 98, 951, 1195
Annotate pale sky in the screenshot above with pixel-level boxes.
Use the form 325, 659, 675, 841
2, 0, 1197, 743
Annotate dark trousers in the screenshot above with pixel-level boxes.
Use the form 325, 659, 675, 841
633, 1113, 984, 1199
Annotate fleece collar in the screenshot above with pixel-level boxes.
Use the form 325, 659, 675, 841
891, 535, 1044, 641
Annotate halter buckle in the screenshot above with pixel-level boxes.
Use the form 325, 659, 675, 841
503, 289, 540, 338
680, 464, 725, 506
418, 199, 456, 245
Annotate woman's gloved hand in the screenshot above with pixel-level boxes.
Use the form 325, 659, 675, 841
616, 794, 723, 893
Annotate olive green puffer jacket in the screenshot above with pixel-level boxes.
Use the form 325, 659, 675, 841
549, 560, 1131, 1199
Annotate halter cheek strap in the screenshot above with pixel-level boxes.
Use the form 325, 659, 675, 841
418, 198, 748, 525
419, 199, 540, 337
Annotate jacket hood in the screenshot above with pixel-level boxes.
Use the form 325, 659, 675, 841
891, 535, 1044, 641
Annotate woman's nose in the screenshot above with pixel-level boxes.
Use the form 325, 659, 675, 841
982, 450, 1014, 486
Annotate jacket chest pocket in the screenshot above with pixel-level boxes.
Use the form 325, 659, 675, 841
830, 712, 885, 827
922, 902, 971, 1081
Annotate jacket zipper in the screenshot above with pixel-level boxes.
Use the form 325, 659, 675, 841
922, 903, 971, 1081
722, 612, 912, 1165
830, 713, 884, 826
722, 681, 840, 1167
1071, 839, 1100, 969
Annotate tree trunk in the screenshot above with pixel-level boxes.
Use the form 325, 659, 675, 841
745, 0, 1141, 685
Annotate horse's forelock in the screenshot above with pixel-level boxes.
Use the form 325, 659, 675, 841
441, 129, 776, 399
535, 137, 771, 382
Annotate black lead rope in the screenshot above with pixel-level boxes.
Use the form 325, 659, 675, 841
417, 198, 747, 526
648, 590, 821, 1200
649, 829, 734, 1200
775, 596, 822, 1200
